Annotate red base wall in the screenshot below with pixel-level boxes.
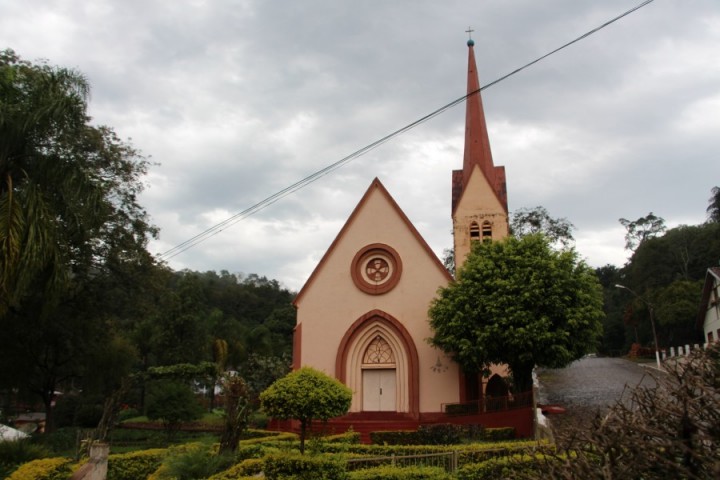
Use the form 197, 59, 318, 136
268, 408, 535, 444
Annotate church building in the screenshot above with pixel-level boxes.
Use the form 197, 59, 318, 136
290, 39, 532, 438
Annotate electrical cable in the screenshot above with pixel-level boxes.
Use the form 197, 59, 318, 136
159, 0, 656, 261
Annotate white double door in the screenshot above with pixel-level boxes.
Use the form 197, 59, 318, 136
362, 368, 396, 411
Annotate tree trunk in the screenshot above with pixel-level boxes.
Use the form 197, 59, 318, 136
299, 419, 307, 454
509, 364, 534, 393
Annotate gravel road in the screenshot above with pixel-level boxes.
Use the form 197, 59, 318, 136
536, 356, 658, 438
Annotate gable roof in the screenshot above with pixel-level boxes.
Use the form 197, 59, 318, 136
696, 266, 720, 329
293, 178, 452, 306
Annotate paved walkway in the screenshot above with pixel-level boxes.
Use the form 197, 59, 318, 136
536, 356, 658, 437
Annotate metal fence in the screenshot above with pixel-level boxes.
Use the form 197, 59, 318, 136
346, 451, 459, 473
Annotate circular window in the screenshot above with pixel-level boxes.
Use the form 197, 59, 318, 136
351, 244, 402, 294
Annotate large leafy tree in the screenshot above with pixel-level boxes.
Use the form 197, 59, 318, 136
707, 186, 720, 223
510, 206, 575, 248
429, 234, 604, 393
260, 367, 351, 454
619, 212, 666, 252
0, 50, 157, 430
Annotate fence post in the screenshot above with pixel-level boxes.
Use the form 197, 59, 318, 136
452, 450, 458, 473
391, 454, 396, 467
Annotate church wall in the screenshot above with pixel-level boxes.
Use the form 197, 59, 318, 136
295, 185, 460, 413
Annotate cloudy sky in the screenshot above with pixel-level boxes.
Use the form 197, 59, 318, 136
2, 0, 719, 291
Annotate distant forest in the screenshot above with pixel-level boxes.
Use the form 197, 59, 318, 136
597, 219, 720, 355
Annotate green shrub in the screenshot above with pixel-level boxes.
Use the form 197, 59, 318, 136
107, 448, 167, 480
6, 457, 74, 480
239, 431, 298, 445
146, 380, 204, 435
248, 411, 269, 429
117, 408, 140, 423
263, 452, 348, 479
150, 443, 237, 480
52, 394, 104, 428
456, 454, 550, 480
0, 438, 53, 477
456, 440, 554, 465
323, 430, 361, 444
36, 427, 82, 454
348, 465, 452, 479
417, 424, 464, 445
234, 443, 267, 460
481, 427, 515, 441
369, 430, 420, 445
207, 458, 263, 479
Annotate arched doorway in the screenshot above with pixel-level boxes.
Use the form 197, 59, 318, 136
361, 336, 396, 411
336, 310, 419, 415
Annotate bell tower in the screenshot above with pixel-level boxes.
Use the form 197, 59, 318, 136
451, 36, 509, 270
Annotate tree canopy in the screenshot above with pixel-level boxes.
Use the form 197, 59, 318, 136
260, 367, 352, 454
510, 206, 575, 248
619, 212, 666, 252
707, 186, 720, 223
0, 50, 158, 431
428, 234, 604, 393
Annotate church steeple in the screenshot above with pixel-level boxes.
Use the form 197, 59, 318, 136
451, 35, 510, 270
452, 36, 508, 214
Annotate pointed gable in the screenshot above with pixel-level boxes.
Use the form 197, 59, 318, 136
293, 178, 452, 307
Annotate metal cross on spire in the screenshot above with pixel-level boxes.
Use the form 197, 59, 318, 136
465, 27, 474, 40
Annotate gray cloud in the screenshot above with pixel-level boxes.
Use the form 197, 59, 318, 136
2, 0, 718, 290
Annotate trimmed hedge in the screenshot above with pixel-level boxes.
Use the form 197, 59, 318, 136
369, 424, 515, 446
322, 430, 361, 444
6, 457, 75, 480
238, 431, 298, 445
456, 453, 556, 480
263, 452, 348, 480
347, 465, 453, 479
207, 458, 263, 479
369, 430, 420, 445
319, 439, 549, 458
107, 448, 167, 480
482, 427, 515, 441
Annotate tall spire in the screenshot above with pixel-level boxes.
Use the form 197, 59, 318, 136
452, 36, 507, 213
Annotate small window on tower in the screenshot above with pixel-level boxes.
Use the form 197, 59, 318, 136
482, 221, 492, 242
469, 222, 480, 240
709, 331, 715, 343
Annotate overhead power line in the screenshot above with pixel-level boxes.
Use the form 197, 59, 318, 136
159, 0, 656, 261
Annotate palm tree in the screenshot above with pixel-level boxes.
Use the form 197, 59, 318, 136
1, 49, 94, 315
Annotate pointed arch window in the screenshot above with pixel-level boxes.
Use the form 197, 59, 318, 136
482, 221, 492, 242
363, 336, 395, 366
469, 222, 480, 241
